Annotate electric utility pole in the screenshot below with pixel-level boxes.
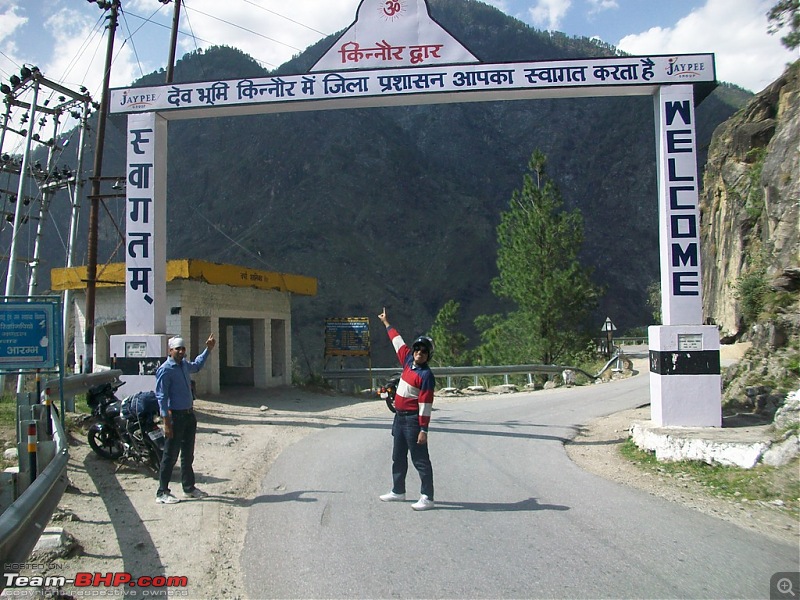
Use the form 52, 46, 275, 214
84, 0, 120, 373
165, 0, 183, 83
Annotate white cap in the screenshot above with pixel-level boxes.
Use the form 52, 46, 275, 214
168, 336, 185, 350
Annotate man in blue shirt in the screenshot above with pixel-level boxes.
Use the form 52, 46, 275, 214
155, 334, 216, 504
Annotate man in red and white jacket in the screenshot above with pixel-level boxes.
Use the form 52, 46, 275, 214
378, 308, 436, 511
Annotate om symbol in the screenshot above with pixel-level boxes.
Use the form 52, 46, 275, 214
383, 1, 402, 17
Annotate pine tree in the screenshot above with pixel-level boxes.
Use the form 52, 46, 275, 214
481, 150, 600, 365
428, 300, 469, 367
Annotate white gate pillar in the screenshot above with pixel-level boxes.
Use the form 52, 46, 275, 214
650, 84, 721, 427
110, 112, 170, 395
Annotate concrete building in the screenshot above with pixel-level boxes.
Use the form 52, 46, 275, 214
51, 259, 316, 395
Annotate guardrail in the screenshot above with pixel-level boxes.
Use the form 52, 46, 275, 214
324, 362, 599, 391
323, 345, 644, 391
0, 404, 68, 584
42, 369, 124, 413
595, 337, 648, 355
0, 370, 123, 587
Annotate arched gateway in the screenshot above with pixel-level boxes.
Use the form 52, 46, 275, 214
108, 0, 721, 427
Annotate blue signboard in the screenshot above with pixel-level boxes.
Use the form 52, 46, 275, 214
0, 302, 57, 370
325, 317, 371, 357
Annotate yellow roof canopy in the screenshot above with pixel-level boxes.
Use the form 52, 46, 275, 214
51, 259, 317, 297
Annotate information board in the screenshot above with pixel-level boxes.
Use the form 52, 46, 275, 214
0, 302, 57, 370
325, 317, 370, 357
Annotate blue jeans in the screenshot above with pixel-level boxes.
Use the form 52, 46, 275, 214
391, 413, 434, 499
157, 410, 197, 495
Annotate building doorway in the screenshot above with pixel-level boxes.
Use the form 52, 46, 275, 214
220, 318, 254, 387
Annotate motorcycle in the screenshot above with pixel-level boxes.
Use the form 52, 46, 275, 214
378, 374, 402, 413
87, 380, 165, 473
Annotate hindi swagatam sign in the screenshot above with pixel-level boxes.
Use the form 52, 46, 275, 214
325, 317, 371, 357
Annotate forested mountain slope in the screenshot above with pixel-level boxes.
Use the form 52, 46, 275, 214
33, 0, 751, 372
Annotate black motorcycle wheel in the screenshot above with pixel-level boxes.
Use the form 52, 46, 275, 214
88, 427, 124, 460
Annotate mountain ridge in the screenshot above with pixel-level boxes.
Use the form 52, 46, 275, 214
26, 0, 751, 373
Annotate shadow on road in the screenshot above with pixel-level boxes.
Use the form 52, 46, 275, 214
434, 497, 570, 512
76, 450, 166, 578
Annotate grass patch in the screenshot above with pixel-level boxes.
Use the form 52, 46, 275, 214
620, 438, 800, 514
0, 393, 89, 470
0, 395, 18, 470
0, 394, 17, 430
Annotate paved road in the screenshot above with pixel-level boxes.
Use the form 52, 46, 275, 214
243, 370, 799, 599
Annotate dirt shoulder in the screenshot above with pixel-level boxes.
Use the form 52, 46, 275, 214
10, 371, 799, 599
565, 406, 799, 547
20, 388, 390, 600
566, 350, 798, 547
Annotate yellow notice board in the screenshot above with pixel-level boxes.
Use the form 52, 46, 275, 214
325, 317, 370, 357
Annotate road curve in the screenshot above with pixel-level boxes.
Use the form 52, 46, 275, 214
243, 371, 799, 599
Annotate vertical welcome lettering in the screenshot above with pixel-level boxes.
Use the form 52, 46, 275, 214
126, 113, 168, 334
654, 85, 703, 326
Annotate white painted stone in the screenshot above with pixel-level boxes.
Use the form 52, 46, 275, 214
630, 422, 770, 468
488, 384, 517, 394
761, 434, 800, 467
33, 527, 68, 552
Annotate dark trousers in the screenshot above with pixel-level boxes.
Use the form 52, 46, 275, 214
157, 410, 197, 495
391, 413, 434, 500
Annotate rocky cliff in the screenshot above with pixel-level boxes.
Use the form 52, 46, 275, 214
702, 60, 799, 338
701, 60, 800, 415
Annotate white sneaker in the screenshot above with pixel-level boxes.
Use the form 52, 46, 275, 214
183, 487, 208, 499
411, 495, 434, 511
156, 493, 180, 504
379, 491, 405, 502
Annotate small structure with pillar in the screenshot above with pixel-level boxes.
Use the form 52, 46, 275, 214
51, 259, 316, 396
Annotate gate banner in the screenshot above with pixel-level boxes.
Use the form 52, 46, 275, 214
110, 54, 715, 117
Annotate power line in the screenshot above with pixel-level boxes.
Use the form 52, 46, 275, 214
181, 2, 304, 54
237, 0, 327, 36
53, 11, 108, 96
119, 6, 147, 80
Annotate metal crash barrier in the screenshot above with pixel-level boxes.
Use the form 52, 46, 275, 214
0, 370, 122, 586
324, 363, 600, 391
0, 404, 68, 580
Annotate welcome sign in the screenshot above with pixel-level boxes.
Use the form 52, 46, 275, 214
113, 0, 721, 426
111, 54, 714, 117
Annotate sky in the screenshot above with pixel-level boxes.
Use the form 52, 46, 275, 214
0, 0, 796, 151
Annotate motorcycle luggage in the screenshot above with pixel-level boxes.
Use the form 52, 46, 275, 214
131, 391, 159, 418
120, 398, 132, 419
122, 391, 158, 416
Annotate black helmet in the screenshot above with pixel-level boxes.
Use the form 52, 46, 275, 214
411, 335, 434, 359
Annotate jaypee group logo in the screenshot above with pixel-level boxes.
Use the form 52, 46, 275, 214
665, 57, 707, 80
118, 90, 161, 110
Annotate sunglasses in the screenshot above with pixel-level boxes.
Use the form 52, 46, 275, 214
413, 346, 429, 354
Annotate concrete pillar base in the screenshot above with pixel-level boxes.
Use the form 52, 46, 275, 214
648, 325, 722, 427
